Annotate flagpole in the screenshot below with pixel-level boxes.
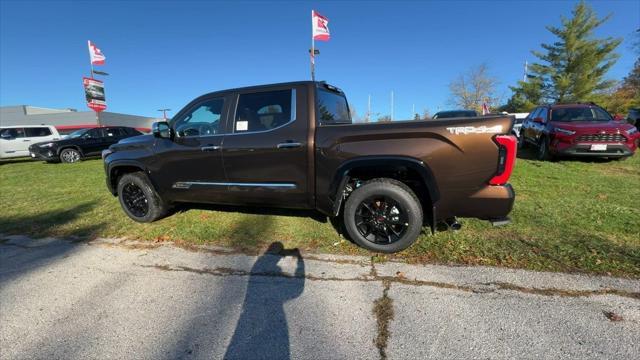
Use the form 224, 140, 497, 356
311, 10, 315, 82
87, 40, 94, 79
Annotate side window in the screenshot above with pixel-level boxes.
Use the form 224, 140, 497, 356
25, 127, 52, 137
105, 128, 125, 137
1, 128, 26, 138
86, 128, 103, 138
538, 108, 548, 122
174, 98, 225, 137
527, 108, 539, 121
234, 89, 294, 133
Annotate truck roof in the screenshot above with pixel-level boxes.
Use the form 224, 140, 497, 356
197, 81, 343, 98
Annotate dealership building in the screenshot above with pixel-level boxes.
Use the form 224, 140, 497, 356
0, 105, 159, 134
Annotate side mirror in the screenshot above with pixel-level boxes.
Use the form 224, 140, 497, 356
0, 133, 12, 140
613, 114, 624, 121
533, 117, 544, 124
152, 121, 172, 139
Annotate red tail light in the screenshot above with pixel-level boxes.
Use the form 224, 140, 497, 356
489, 135, 517, 185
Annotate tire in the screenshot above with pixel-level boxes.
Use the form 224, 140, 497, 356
536, 137, 554, 161
59, 148, 81, 163
117, 172, 168, 222
343, 178, 423, 253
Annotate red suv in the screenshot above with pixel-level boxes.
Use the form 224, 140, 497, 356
519, 103, 640, 160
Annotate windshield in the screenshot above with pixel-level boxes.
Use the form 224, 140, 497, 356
550, 107, 612, 122
66, 129, 89, 138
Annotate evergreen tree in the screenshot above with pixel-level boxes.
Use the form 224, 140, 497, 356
529, 1, 621, 103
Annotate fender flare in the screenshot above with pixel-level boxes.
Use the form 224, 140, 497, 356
328, 156, 440, 217
107, 160, 158, 195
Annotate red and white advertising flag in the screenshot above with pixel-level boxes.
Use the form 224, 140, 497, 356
482, 102, 489, 115
88, 40, 106, 65
83, 77, 107, 112
312, 10, 330, 41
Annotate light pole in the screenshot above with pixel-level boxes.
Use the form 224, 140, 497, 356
157, 108, 171, 121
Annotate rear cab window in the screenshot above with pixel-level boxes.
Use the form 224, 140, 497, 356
316, 85, 351, 125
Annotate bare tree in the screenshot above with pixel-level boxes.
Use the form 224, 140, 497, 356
448, 63, 499, 112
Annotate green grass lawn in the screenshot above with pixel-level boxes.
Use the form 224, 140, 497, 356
1, 150, 639, 277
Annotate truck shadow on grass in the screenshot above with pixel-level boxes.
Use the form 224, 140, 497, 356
173, 203, 349, 249
0, 202, 106, 285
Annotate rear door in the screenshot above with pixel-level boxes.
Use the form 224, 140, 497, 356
221, 85, 310, 207
79, 128, 109, 156
103, 127, 128, 146
0, 128, 28, 158
153, 94, 231, 203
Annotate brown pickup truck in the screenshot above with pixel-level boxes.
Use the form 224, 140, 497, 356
103, 81, 516, 252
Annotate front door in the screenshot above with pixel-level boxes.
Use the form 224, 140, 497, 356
221, 86, 310, 208
153, 95, 231, 203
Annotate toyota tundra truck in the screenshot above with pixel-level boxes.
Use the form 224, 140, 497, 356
103, 81, 516, 253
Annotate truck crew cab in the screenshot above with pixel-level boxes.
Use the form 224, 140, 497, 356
103, 81, 516, 253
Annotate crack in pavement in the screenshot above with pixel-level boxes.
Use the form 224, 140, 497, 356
373, 279, 394, 360
138, 263, 640, 300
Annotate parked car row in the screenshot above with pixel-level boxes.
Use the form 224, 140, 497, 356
0, 125, 142, 162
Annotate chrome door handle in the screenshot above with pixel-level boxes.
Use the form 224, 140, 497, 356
23, 139, 31, 142
201, 145, 221, 151
277, 142, 302, 149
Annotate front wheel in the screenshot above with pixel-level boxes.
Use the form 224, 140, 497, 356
59, 148, 81, 163
117, 172, 168, 222
343, 178, 423, 253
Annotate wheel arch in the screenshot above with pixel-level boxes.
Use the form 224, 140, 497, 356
108, 160, 157, 196
328, 156, 440, 230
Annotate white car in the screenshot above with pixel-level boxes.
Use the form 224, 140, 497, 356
0, 125, 61, 159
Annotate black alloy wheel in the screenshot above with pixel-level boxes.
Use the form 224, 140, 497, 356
354, 195, 409, 244
117, 172, 169, 223
121, 182, 149, 218
343, 178, 423, 253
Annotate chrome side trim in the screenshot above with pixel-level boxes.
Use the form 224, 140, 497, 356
172, 181, 297, 189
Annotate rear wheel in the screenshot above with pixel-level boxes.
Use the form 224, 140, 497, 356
117, 172, 168, 222
59, 148, 81, 163
343, 178, 423, 253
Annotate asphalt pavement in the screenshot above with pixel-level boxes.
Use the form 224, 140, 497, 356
1, 235, 638, 359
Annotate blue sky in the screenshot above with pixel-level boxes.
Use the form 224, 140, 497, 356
1, 0, 638, 119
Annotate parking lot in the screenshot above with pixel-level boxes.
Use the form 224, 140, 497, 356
2, 235, 639, 359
